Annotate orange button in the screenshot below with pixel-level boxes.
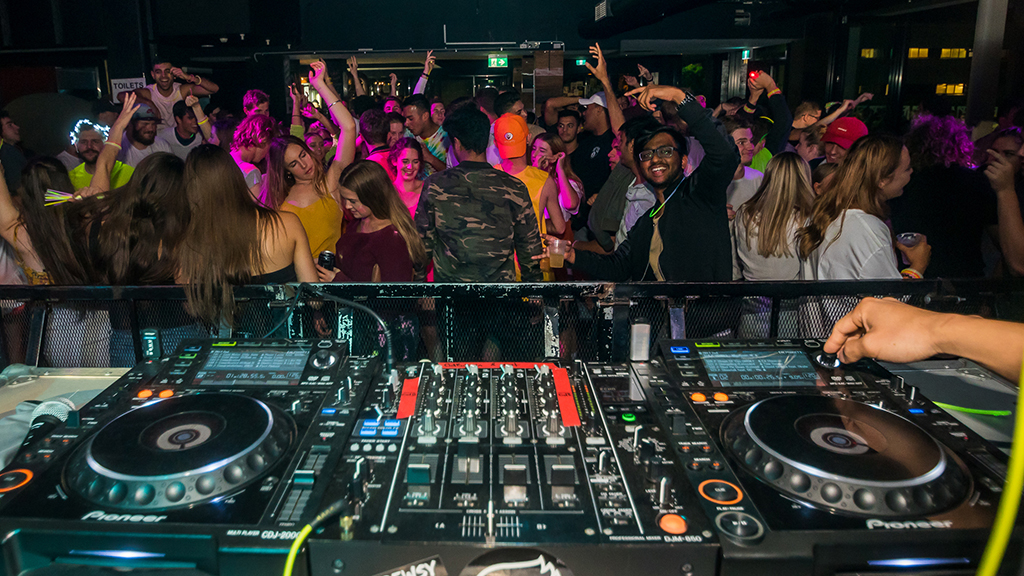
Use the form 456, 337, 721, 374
713, 392, 730, 402
158, 390, 174, 398
659, 513, 688, 535
137, 389, 153, 399
690, 392, 707, 403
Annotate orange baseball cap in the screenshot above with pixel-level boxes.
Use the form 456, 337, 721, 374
494, 113, 529, 159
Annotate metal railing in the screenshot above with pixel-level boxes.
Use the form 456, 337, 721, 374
1, 279, 1021, 369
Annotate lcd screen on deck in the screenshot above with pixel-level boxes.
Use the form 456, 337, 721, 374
194, 348, 308, 385
699, 349, 823, 387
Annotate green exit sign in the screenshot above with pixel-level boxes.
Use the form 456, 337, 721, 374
575, 58, 587, 66
741, 49, 751, 60
488, 54, 508, 68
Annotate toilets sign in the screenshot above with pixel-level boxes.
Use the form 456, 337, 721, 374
110, 77, 146, 103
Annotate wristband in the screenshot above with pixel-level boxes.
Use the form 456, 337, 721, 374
192, 75, 202, 85
767, 88, 781, 98
328, 100, 342, 109
742, 104, 756, 114
104, 141, 122, 150
900, 268, 923, 280
198, 118, 209, 126
421, 72, 429, 78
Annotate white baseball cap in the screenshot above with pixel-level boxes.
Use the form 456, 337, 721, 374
578, 91, 608, 109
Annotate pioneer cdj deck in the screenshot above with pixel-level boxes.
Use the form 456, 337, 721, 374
0, 338, 1016, 576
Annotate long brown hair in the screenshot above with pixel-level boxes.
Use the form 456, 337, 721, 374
71, 153, 190, 285
339, 161, 427, 269
15, 158, 90, 284
533, 133, 582, 188
262, 136, 330, 210
179, 145, 282, 326
739, 152, 814, 258
797, 135, 904, 259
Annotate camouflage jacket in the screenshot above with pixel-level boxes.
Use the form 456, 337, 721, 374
415, 160, 542, 282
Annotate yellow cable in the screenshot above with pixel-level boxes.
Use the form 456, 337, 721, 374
975, 360, 1024, 576
282, 524, 314, 576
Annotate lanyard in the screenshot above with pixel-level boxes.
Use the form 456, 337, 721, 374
649, 176, 685, 218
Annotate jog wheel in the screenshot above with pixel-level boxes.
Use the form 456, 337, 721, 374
722, 395, 970, 517
65, 393, 294, 511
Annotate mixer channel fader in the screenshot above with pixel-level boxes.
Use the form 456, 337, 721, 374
317, 361, 719, 547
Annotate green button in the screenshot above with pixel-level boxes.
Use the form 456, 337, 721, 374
695, 342, 720, 348
179, 353, 197, 359
621, 413, 636, 422
211, 341, 237, 347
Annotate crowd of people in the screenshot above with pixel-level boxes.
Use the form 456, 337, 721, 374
0, 45, 1022, 327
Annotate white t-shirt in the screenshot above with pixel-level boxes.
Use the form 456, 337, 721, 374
56, 150, 81, 171
803, 209, 900, 280
118, 133, 172, 167
726, 167, 763, 210
157, 127, 203, 160
733, 208, 803, 281
145, 82, 184, 129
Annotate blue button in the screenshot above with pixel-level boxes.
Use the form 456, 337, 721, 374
908, 408, 925, 414
671, 346, 690, 354
384, 419, 401, 427
321, 408, 337, 415
184, 346, 202, 352
358, 428, 376, 437
381, 428, 399, 437
359, 419, 380, 428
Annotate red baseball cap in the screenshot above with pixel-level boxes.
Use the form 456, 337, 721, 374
494, 113, 529, 159
822, 117, 869, 150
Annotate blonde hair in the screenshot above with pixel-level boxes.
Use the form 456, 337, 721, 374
739, 152, 814, 258
797, 135, 904, 259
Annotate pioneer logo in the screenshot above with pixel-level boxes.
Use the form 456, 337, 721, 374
866, 519, 953, 530
82, 511, 168, 523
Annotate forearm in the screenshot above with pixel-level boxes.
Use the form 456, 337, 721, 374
193, 77, 219, 95
555, 167, 580, 211
765, 92, 794, 155
571, 241, 633, 281
599, 76, 625, 134
544, 97, 578, 126
349, 72, 366, 97
938, 314, 1024, 381
0, 174, 21, 234
996, 189, 1024, 276
414, 75, 428, 95
423, 149, 445, 171
194, 108, 213, 141
819, 104, 850, 126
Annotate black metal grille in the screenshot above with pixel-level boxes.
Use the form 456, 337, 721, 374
0, 280, 1020, 369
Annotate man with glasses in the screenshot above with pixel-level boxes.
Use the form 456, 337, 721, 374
540, 85, 739, 281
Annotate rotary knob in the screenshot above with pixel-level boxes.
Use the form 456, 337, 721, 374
311, 350, 338, 370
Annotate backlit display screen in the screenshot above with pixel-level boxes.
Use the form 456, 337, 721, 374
699, 349, 823, 387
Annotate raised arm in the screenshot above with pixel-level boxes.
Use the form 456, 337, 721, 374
544, 96, 581, 127
289, 84, 306, 138
347, 57, 366, 97
310, 60, 356, 184
82, 93, 139, 197
187, 93, 212, 142
172, 67, 219, 97
303, 104, 339, 137
986, 150, 1024, 276
749, 72, 793, 155
389, 73, 398, 97
585, 43, 624, 134
415, 50, 435, 95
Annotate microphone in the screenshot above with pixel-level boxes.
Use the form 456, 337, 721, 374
19, 398, 75, 454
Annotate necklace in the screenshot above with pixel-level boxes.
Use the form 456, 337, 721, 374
649, 176, 686, 218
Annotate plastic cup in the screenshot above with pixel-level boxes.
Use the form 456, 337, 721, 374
897, 232, 922, 248
548, 239, 568, 268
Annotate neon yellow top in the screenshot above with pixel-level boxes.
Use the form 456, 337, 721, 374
68, 161, 134, 191
281, 195, 343, 258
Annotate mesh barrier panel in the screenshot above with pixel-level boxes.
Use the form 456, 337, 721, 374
0, 282, 1021, 369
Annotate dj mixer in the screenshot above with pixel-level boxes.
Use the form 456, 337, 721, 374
0, 338, 1015, 576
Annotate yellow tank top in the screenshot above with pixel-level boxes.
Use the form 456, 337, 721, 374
281, 196, 343, 257
495, 164, 553, 281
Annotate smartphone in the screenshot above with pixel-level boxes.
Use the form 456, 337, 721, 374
748, 70, 760, 80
